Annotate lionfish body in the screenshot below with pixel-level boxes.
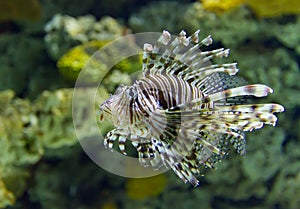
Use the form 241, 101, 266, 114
99, 30, 284, 186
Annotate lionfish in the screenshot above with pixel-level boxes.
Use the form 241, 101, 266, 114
99, 30, 284, 186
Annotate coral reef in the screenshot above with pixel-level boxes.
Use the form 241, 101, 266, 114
57, 39, 141, 87
44, 14, 138, 86
34, 89, 78, 149
44, 14, 126, 61
0, 87, 112, 207
0, 90, 43, 166
0, 90, 42, 207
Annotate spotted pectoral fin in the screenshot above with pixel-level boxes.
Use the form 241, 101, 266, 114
103, 129, 128, 155
170, 161, 200, 186
153, 137, 202, 186
165, 104, 283, 134
196, 72, 254, 107
163, 83, 284, 132
214, 103, 284, 128
133, 140, 166, 169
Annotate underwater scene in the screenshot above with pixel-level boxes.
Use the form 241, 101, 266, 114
0, 0, 300, 208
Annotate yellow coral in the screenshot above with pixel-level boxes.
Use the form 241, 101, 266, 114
246, 0, 300, 18
201, 0, 245, 14
201, 0, 300, 17
57, 40, 109, 82
126, 174, 167, 200
57, 40, 142, 82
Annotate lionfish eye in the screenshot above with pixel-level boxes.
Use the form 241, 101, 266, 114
98, 104, 105, 121
126, 87, 137, 99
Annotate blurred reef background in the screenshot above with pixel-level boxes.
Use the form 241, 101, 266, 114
0, 0, 300, 208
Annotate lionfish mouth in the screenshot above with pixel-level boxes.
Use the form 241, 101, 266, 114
99, 29, 284, 186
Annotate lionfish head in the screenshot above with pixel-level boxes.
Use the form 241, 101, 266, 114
99, 84, 137, 125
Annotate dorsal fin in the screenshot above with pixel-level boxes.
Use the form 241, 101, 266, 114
142, 30, 172, 76
142, 30, 239, 83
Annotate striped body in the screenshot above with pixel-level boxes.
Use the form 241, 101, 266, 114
108, 74, 203, 134
99, 30, 284, 186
